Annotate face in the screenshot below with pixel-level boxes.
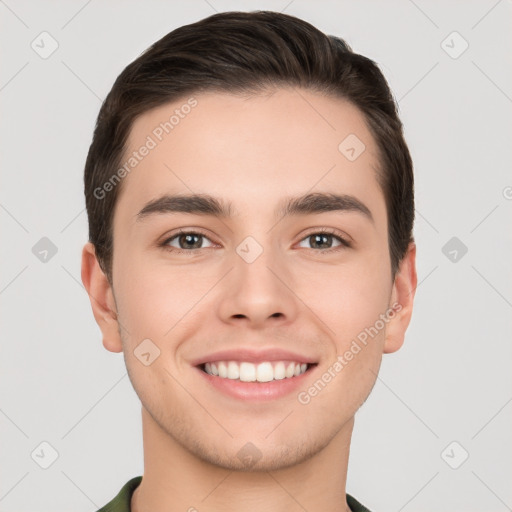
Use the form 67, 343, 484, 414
83, 87, 416, 471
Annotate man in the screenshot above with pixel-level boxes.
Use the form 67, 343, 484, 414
81, 10, 417, 512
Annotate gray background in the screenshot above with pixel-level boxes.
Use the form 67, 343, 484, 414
1, 1, 511, 511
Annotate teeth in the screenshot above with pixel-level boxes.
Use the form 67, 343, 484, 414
227, 361, 239, 379
256, 362, 273, 382
203, 361, 310, 381
285, 362, 295, 378
218, 361, 228, 378
273, 361, 286, 380
240, 362, 256, 382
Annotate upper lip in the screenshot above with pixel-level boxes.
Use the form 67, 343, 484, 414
191, 348, 318, 366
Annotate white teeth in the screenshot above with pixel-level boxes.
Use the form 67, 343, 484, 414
285, 362, 295, 378
239, 362, 256, 382
203, 360, 310, 381
256, 362, 274, 382
227, 361, 239, 379
218, 361, 228, 378
273, 361, 286, 380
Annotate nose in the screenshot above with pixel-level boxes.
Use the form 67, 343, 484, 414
216, 243, 299, 329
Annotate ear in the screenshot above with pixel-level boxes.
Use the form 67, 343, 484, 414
81, 242, 123, 353
383, 242, 417, 354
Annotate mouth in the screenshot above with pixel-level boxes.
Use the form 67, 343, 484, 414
194, 355, 318, 401
200, 360, 315, 382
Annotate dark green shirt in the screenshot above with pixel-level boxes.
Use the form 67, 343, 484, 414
96, 476, 372, 512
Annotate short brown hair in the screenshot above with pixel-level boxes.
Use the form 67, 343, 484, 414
84, 10, 414, 284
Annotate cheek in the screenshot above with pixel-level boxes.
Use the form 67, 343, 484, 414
300, 264, 391, 412
114, 255, 215, 344
308, 258, 392, 343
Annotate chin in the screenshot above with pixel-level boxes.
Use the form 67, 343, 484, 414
188, 432, 333, 472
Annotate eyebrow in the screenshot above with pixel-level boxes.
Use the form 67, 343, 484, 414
135, 192, 373, 223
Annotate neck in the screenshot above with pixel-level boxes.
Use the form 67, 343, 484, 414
131, 406, 353, 512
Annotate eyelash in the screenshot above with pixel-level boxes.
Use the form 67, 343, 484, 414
159, 228, 351, 255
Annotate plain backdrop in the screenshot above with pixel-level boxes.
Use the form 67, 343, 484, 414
1, 1, 511, 511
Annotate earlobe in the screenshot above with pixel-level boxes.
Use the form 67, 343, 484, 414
81, 242, 123, 353
383, 242, 417, 354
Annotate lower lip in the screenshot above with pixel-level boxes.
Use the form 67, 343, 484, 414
196, 365, 316, 401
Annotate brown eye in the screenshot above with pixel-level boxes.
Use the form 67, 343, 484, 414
162, 231, 215, 252
298, 230, 350, 251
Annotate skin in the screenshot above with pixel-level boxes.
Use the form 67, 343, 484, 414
82, 87, 417, 512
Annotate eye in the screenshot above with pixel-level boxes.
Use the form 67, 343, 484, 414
159, 228, 351, 255
297, 229, 351, 252
161, 229, 215, 253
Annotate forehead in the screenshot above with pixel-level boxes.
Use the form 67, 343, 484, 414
114, 87, 385, 226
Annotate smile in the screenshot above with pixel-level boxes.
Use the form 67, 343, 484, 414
202, 360, 310, 382
193, 348, 318, 401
